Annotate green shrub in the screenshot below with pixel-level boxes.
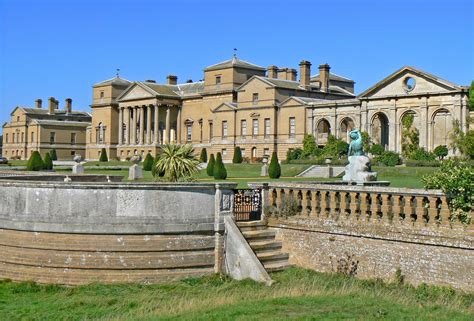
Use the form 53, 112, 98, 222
408, 147, 436, 161
206, 154, 215, 176
49, 149, 57, 161
232, 146, 243, 164
286, 148, 303, 161
213, 152, 227, 180
142, 153, 154, 171
154, 144, 200, 182
43, 153, 53, 170
361, 131, 370, 153
268, 152, 281, 179
433, 145, 448, 160
369, 144, 384, 156
302, 134, 317, 157
99, 148, 108, 162
423, 160, 473, 224
321, 135, 349, 158
374, 151, 400, 167
401, 113, 420, 158
27, 151, 44, 171
151, 154, 165, 177
199, 148, 208, 163
405, 159, 441, 167
469, 80, 474, 111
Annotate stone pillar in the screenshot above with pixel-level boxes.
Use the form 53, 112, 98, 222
388, 106, 397, 152
420, 97, 429, 151
118, 107, 123, 145
139, 106, 145, 145
126, 107, 131, 145
154, 105, 159, 144
164, 105, 171, 144
146, 105, 152, 145
177, 106, 182, 144
132, 106, 137, 145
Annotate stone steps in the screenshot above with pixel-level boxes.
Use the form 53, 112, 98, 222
236, 221, 290, 273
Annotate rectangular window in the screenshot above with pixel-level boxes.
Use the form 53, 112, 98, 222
5, 134, 8, 143
187, 125, 192, 142
252, 93, 259, 105
100, 91, 104, 98
222, 121, 228, 138
222, 149, 227, 157
264, 118, 271, 138
50, 132, 56, 144
71, 133, 76, 145
264, 148, 270, 156
21, 132, 24, 143
252, 119, 259, 137
241, 148, 246, 157
209, 122, 213, 140
31, 132, 34, 143
71, 151, 75, 156
289, 117, 296, 138
241, 120, 247, 137
215, 76, 221, 85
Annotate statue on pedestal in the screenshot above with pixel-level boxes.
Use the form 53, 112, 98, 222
72, 155, 84, 174
342, 129, 377, 183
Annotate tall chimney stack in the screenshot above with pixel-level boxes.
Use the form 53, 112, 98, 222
167, 75, 178, 85
277, 68, 288, 80
299, 60, 311, 87
48, 97, 57, 114
287, 68, 297, 81
319, 63, 331, 93
35, 99, 42, 109
65, 98, 72, 114
267, 65, 278, 79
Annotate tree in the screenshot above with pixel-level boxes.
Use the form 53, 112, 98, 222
43, 152, 53, 170
401, 113, 419, 158
433, 145, 448, 160
469, 80, 474, 111
199, 148, 208, 163
449, 117, 474, 159
49, 149, 57, 161
27, 151, 44, 171
232, 146, 243, 163
206, 154, 215, 176
268, 152, 281, 179
154, 144, 200, 182
142, 153, 154, 171
369, 144, 384, 156
302, 134, 316, 157
360, 131, 370, 154
213, 152, 227, 180
99, 148, 108, 162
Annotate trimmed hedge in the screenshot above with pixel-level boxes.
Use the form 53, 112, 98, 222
43, 152, 53, 170
99, 148, 108, 162
268, 152, 281, 179
142, 153, 154, 171
213, 152, 227, 180
199, 148, 208, 163
49, 149, 57, 161
405, 159, 441, 167
206, 154, 215, 177
27, 151, 44, 171
373, 151, 401, 167
232, 146, 243, 164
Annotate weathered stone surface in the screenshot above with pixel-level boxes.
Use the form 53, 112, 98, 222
128, 164, 143, 180
342, 155, 377, 182
72, 163, 84, 174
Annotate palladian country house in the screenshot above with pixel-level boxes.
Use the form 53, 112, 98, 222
2, 55, 472, 160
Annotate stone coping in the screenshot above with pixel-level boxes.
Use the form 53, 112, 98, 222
249, 182, 444, 196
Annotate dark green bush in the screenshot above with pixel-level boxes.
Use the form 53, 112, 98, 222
206, 154, 215, 176
374, 151, 400, 167
151, 154, 165, 177
43, 152, 53, 170
408, 147, 436, 161
213, 152, 227, 180
369, 144, 384, 156
405, 159, 441, 167
199, 148, 208, 163
27, 151, 44, 171
142, 153, 154, 171
232, 146, 243, 164
99, 148, 108, 162
433, 145, 448, 160
286, 148, 303, 161
322, 135, 349, 158
268, 152, 281, 179
49, 149, 57, 161
302, 134, 317, 157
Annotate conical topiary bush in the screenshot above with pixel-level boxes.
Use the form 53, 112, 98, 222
99, 148, 108, 162
43, 152, 53, 170
27, 151, 44, 171
142, 153, 154, 171
268, 151, 281, 179
199, 148, 208, 163
50, 149, 57, 161
213, 152, 227, 180
232, 146, 243, 164
206, 153, 215, 177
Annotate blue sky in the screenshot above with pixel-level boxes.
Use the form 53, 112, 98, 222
0, 0, 473, 127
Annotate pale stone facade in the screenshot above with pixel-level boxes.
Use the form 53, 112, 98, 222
2, 98, 91, 160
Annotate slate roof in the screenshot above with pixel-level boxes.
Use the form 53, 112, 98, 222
93, 76, 131, 88
204, 57, 265, 71
311, 72, 354, 83
20, 108, 90, 117
31, 119, 90, 127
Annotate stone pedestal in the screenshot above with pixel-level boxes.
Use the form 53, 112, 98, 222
342, 155, 377, 183
260, 164, 268, 177
72, 164, 84, 174
128, 164, 143, 180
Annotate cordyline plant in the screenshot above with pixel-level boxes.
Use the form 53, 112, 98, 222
154, 144, 200, 182
423, 159, 473, 224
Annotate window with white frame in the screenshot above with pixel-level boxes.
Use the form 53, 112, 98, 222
241, 148, 246, 157
263, 148, 270, 156
215, 75, 221, 85
289, 117, 296, 138
252, 119, 258, 137
252, 93, 259, 105
222, 148, 227, 157
222, 121, 228, 138
50, 132, 56, 144
187, 124, 192, 142
241, 119, 247, 137
71, 133, 76, 145
264, 118, 271, 138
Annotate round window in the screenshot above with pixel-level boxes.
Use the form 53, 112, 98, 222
403, 77, 416, 92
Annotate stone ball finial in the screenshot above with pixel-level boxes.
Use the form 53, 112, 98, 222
130, 155, 142, 164
73, 155, 83, 163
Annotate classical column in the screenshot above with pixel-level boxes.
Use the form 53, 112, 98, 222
164, 105, 171, 144
139, 106, 145, 145
118, 107, 123, 145
154, 104, 159, 144
126, 107, 131, 145
177, 106, 182, 144
132, 106, 137, 145
146, 105, 152, 145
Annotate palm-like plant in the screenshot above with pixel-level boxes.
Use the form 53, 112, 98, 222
154, 144, 200, 182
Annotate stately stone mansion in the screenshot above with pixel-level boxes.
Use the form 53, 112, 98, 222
2, 56, 471, 160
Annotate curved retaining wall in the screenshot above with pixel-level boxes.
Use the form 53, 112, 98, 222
0, 180, 236, 284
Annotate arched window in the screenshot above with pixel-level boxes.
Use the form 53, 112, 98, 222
97, 122, 105, 144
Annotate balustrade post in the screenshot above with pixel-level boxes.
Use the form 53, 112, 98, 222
311, 191, 319, 217
329, 191, 338, 219
370, 193, 379, 223
276, 189, 283, 210
404, 196, 415, 226
320, 191, 329, 218
340, 191, 348, 218
439, 196, 451, 226
392, 195, 403, 225
427, 196, 439, 225
414, 196, 426, 228
302, 190, 309, 216
380, 194, 391, 224
349, 192, 359, 221
360, 192, 369, 223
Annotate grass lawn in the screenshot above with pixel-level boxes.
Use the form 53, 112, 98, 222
66, 164, 438, 189
0, 268, 471, 321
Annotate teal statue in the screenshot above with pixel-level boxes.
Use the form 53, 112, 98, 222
347, 129, 364, 156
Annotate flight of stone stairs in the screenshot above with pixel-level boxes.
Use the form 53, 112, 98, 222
236, 221, 291, 272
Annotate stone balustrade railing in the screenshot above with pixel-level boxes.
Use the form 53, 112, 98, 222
250, 182, 469, 229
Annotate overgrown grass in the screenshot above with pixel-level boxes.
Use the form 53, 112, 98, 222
0, 268, 471, 320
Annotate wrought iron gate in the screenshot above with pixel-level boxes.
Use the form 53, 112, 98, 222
233, 189, 262, 221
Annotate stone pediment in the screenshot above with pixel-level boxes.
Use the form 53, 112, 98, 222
359, 66, 462, 98
212, 102, 237, 113
117, 83, 156, 101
